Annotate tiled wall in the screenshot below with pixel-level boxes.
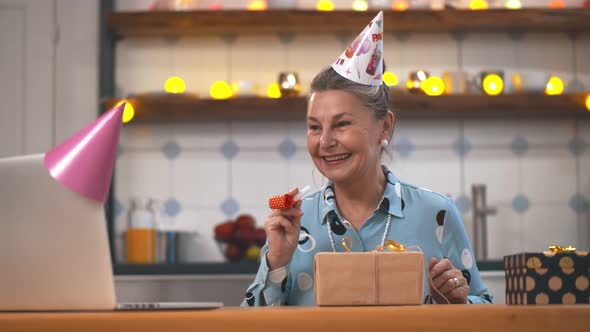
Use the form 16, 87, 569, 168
113, 1, 590, 264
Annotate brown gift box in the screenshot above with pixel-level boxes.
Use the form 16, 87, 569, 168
314, 251, 424, 306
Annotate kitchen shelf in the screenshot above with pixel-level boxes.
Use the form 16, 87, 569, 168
113, 260, 504, 275
114, 261, 260, 275
107, 9, 590, 37
103, 93, 590, 122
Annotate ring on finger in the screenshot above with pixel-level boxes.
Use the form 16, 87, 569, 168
451, 277, 460, 288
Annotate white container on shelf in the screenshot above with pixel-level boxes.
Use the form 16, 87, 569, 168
268, 0, 297, 8
369, 0, 390, 9
518, 70, 550, 93
442, 70, 470, 94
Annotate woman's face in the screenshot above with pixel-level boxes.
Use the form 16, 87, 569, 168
306, 90, 386, 184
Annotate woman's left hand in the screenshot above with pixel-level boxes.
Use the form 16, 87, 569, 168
428, 257, 469, 304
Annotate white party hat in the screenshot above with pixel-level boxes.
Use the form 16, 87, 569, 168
332, 11, 384, 86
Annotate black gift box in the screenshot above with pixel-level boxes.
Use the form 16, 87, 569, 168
504, 251, 589, 304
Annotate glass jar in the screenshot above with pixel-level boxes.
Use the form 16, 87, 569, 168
126, 198, 157, 264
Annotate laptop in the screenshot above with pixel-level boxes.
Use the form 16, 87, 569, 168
0, 154, 223, 311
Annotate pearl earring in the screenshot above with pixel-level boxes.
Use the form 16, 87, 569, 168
380, 139, 389, 148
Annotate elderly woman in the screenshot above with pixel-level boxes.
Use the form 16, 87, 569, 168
242, 12, 492, 307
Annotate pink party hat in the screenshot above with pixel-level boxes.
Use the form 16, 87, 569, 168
44, 103, 125, 203
332, 11, 384, 86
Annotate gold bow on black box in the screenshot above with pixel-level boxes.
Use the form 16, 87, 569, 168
548, 245, 576, 253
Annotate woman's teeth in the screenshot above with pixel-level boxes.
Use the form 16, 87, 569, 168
323, 154, 351, 162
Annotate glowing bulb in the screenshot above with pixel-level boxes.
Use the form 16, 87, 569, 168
209, 2, 223, 10
421, 76, 445, 96
317, 0, 334, 11
470, 0, 488, 10
267, 83, 281, 99
391, 0, 409, 11
247, 0, 267, 11
512, 73, 522, 93
549, 0, 565, 8
382, 72, 399, 87
585, 94, 590, 112
352, 0, 368, 11
164, 76, 186, 94
210, 81, 233, 100
504, 0, 522, 9
231, 82, 240, 95
545, 76, 564, 96
116, 101, 135, 124
482, 74, 504, 96
417, 70, 427, 81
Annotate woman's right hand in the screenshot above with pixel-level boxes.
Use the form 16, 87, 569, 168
264, 188, 304, 270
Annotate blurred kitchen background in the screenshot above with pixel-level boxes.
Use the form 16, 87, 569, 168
1, 0, 589, 306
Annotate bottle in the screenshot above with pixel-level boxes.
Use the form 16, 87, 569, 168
365, 44, 382, 76
126, 198, 157, 264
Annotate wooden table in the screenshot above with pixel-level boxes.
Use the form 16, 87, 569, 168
1, 305, 588, 332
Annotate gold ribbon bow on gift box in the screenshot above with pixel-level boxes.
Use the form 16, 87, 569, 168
377, 240, 407, 253
339, 237, 451, 304
340, 237, 407, 253
543, 245, 577, 257
548, 245, 576, 253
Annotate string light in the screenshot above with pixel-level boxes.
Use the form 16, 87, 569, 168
470, 0, 488, 10
164, 76, 186, 94
548, 0, 566, 9
511, 73, 522, 93
482, 74, 504, 96
391, 0, 409, 11
317, 0, 334, 11
209, 2, 223, 10
585, 94, 590, 112
247, 0, 267, 11
210, 81, 233, 100
545, 76, 564, 95
116, 100, 135, 124
407, 70, 429, 93
504, 0, 522, 9
382, 72, 399, 87
352, 0, 369, 11
267, 83, 281, 99
421, 76, 445, 96
231, 82, 240, 95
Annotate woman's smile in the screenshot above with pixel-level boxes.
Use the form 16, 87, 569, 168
322, 153, 352, 163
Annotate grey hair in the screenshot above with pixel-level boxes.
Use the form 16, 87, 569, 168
309, 65, 393, 123
309, 64, 395, 158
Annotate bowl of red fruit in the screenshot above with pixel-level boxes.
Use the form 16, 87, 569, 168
213, 214, 267, 262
